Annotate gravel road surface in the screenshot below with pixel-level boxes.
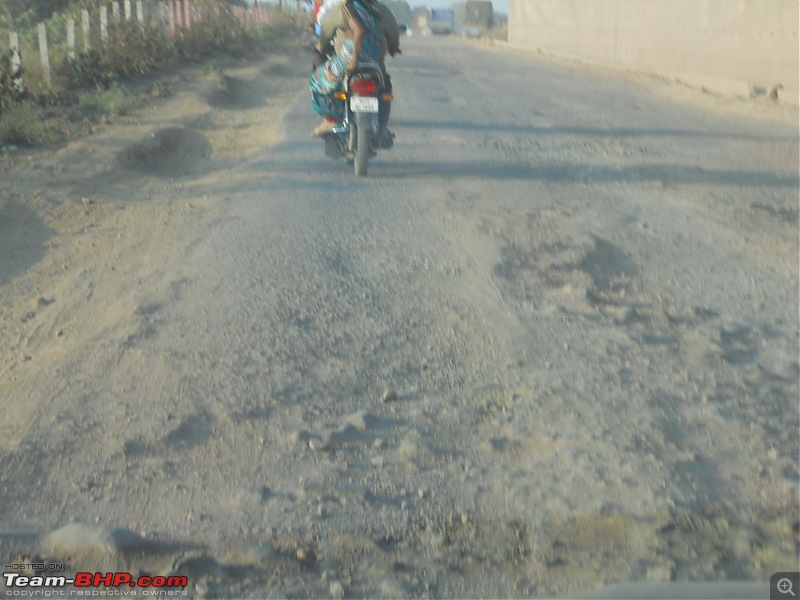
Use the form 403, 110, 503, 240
0, 35, 797, 599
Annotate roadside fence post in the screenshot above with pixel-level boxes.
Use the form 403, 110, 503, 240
9, 32, 23, 90
101, 6, 109, 47
67, 19, 76, 59
160, 2, 168, 33
82, 9, 91, 51
124, 0, 132, 21
169, 0, 176, 36
137, 1, 145, 24
38, 23, 51, 86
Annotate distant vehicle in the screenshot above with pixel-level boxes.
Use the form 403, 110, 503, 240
412, 7, 430, 35
463, 27, 483, 39
430, 9, 454, 34
464, 0, 493, 36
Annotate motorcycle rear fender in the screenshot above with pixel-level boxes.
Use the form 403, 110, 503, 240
354, 111, 378, 137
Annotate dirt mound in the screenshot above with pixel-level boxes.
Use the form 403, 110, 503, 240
117, 127, 212, 177
207, 74, 266, 110
262, 62, 297, 78
42, 524, 172, 564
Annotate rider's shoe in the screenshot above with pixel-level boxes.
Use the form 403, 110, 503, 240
378, 129, 395, 149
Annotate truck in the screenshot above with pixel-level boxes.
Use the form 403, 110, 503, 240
430, 9, 454, 35
463, 0, 493, 37
412, 7, 430, 35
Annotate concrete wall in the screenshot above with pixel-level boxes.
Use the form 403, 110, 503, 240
508, 0, 799, 103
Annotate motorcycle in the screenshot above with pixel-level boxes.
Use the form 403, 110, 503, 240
319, 61, 394, 177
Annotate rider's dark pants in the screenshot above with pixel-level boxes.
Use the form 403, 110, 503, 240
379, 73, 392, 132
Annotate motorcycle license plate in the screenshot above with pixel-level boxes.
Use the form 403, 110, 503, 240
350, 96, 378, 113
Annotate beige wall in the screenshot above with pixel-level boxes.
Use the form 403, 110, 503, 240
509, 0, 799, 103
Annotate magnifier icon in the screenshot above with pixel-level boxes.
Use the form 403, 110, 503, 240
778, 578, 796, 597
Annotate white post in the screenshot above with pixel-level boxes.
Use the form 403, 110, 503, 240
184, 0, 191, 28
100, 6, 108, 47
160, 1, 167, 33
38, 23, 51, 86
136, 1, 144, 24
82, 9, 91, 51
169, 0, 177, 35
67, 19, 76, 59
112, 2, 120, 22
124, 0, 132, 21
9, 32, 23, 90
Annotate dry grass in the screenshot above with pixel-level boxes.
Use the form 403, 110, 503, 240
485, 25, 508, 41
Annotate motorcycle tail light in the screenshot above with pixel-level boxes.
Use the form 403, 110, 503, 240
351, 79, 377, 95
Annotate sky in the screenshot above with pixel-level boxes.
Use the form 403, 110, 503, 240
426, 0, 508, 13
254, 0, 510, 16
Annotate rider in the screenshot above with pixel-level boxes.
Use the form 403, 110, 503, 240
314, 0, 400, 69
312, 0, 324, 35
310, 0, 399, 141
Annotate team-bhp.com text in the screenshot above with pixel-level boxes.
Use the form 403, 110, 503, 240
3, 572, 188, 597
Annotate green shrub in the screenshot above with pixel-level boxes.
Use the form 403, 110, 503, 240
175, 4, 293, 57
57, 22, 174, 90
59, 50, 114, 90
103, 20, 174, 77
1, 1, 296, 147
175, 6, 246, 56
0, 100, 59, 146
77, 84, 130, 117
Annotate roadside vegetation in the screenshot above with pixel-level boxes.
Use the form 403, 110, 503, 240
0, 0, 299, 149
484, 24, 508, 41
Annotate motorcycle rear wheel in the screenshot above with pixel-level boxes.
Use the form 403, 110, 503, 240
354, 123, 369, 176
